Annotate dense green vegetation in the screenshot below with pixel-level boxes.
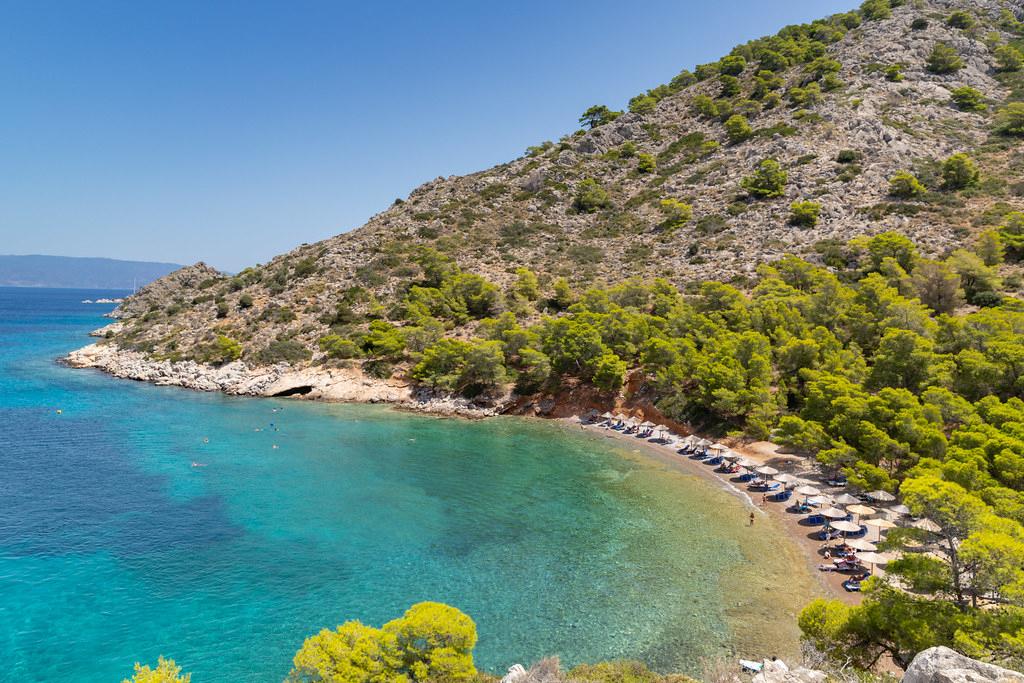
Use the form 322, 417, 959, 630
306, 225, 1024, 669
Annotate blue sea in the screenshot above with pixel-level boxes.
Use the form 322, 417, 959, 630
0, 287, 812, 682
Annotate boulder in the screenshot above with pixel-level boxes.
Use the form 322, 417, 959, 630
903, 647, 1024, 683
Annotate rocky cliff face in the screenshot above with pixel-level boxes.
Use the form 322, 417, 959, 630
88, 0, 1024, 370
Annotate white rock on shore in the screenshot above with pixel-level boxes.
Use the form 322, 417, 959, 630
64, 342, 505, 418
902, 647, 1024, 683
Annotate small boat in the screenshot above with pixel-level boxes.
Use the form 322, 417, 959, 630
739, 660, 763, 673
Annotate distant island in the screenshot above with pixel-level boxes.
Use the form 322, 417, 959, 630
0, 254, 183, 290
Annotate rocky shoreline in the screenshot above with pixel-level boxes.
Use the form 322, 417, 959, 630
63, 342, 506, 418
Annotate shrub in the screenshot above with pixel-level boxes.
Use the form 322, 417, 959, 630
807, 57, 842, 80
669, 69, 696, 89
636, 153, 656, 174
255, 339, 311, 366
292, 257, 317, 278
724, 114, 753, 144
790, 201, 822, 227
573, 179, 612, 213
628, 94, 657, 115
941, 153, 979, 190
927, 43, 963, 74
889, 171, 927, 198
946, 11, 975, 29
821, 73, 844, 91
788, 82, 821, 107
995, 103, 1024, 136
860, 0, 891, 21
884, 65, 904, 82
836, 150, 860, 164
123, 657, 190, 683
741, 159, 788, 199
950, 86, 986, 112
719, 74, 741, 97
911, 17, 929, 30
659, 198, 693, 234
288, 602, 477, 683
361, 321, 406, 359
996, 44, 1024, 72
719, 55, 747, 76
592, 352, 627, 392
318, 334, 361, 359
238, 293, 254, 309
1000, 212, 1024, 260
214, 335, 243, 363
579, 105, 621, 129
619, 141, 637, 158
759, 51, 789, 73
691, 95, 719, 118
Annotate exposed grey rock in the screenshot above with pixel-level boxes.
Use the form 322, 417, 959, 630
903, 647, 1024, 683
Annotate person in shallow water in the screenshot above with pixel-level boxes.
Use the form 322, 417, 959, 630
749, 512, 755, 526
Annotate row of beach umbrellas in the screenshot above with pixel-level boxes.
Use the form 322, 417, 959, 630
594, 413, 936, 565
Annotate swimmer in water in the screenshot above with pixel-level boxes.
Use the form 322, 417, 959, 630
191, 462, 207, 468
272, 444, 279, 449
203, 437, 209, 444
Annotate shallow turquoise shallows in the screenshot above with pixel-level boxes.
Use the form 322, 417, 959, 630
0, 287, 807, 682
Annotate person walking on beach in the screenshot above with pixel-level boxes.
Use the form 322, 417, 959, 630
749, 511, 755, 526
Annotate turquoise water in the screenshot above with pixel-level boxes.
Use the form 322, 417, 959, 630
0, 287, 809, 682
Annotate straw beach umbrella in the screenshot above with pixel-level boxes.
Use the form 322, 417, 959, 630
846, 538, 877, 552
821, 507, 848, 519
795, 485, 821, 497
830, 520, 861, 533
864, 517, 897, 541
888, 504, 911, 517
755, 465, 779, 476
866, 490, 896, 503
911, 518, 942, 533
774, 473, 801, 486
834, 493, 860, 505
846, 504, 876, 520
855, 551, 893, 574
710, 443, 728, 453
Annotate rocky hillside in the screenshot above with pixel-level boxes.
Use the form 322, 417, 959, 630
100, 0, 1024, 372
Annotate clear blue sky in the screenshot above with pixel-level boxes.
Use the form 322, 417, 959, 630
0, 0, 858, 271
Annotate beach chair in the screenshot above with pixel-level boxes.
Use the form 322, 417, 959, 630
805, 514, 825, 526
771, 489, 792, 502
846, 525, 868, 538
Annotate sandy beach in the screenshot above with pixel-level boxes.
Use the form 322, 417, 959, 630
568, 417, 865, 606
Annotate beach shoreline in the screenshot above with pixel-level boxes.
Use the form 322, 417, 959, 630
64, 338, 855, 661
66, 339, 857, 607
67, 341, 860, 600
563, 418, 861, 606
